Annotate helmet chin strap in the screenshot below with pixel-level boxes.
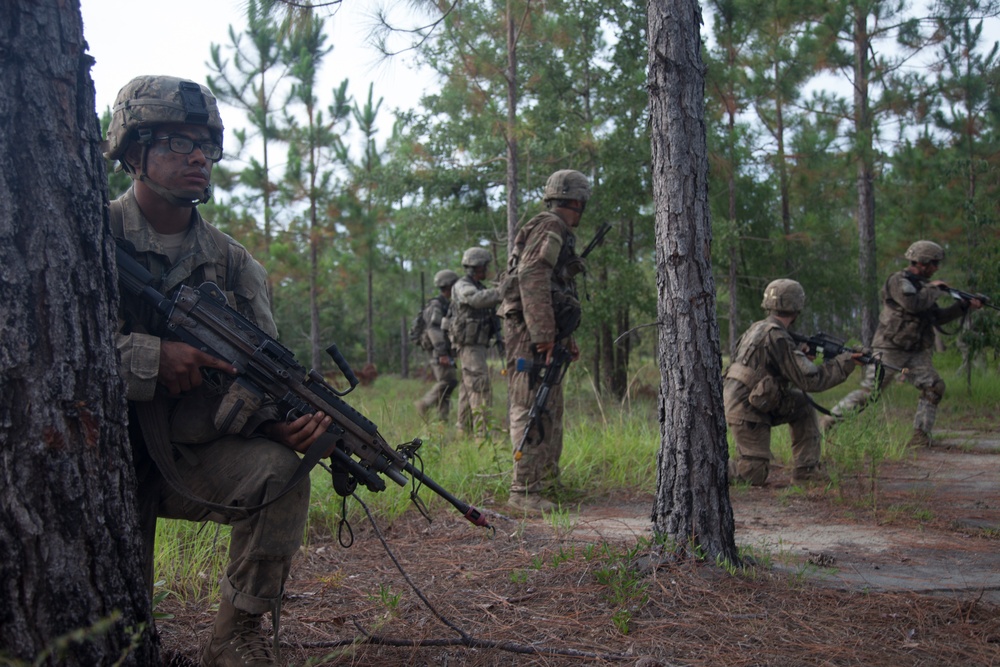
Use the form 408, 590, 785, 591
137, 173, 211, 207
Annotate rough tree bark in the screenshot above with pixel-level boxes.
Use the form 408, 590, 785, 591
0, 0, 158, 663
647, 0, 739, 563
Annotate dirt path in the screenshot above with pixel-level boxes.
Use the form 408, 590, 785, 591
567, 430, 1000, 603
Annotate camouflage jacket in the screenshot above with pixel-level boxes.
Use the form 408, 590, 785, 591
872, 269, 967, 352
723, 316, 855, 424
450, 275, 501, 347
500, 210, 583, 344
113, 187, 278, 442
422, 294, 453, 358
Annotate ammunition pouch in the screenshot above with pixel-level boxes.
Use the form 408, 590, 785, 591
747, 375, 781, 413
553, 293, 582, 340
213, 377, 265, 435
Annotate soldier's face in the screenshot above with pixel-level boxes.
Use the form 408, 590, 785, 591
143, 123, 215, 199
916, 260, 940, 278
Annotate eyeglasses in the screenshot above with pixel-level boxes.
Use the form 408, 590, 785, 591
153, 135, 223, 161
928, 260, 940, 267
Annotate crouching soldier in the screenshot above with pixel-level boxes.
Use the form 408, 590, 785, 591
724, 279, 862, 485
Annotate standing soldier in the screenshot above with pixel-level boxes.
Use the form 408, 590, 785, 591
725, 279, 862, 486
105, 75, 332, 665
826, 241, 981, 446
414, 269, 460, 422
451, 247, 503, 440
501, 169, 591, 512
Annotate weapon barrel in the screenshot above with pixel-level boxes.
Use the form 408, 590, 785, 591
401, 460, 491, 528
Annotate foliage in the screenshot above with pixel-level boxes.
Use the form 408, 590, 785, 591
102, 2, 1000, 370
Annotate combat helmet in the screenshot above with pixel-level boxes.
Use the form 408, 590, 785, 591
543, 169, 591, 204
103, 75, 224, 205
434, 270, 460, 288
761, 279, 806, 314
904, 240, 944, 264
462, 247, 492, 268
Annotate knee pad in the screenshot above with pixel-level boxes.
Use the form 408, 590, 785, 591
922, 378, 945, 405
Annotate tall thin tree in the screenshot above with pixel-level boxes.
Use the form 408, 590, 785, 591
648, 0, 739, 563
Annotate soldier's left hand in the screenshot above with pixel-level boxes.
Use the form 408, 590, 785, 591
265, 411, 334, 455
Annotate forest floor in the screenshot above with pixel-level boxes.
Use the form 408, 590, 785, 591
158, 429, 1000, 666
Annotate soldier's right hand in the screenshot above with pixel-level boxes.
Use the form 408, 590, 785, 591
534, 341, 555, 364
158, 340, 236, 395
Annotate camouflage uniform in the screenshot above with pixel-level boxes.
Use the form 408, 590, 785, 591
451, 273, 502, 437
113, 187, 309, 632
501, 211, 583, 495
725, 306, 856, 485
107, 75, 311, 665
829, 267, 968, 440
415, 294, 458, 421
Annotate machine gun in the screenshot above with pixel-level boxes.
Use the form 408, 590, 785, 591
790, 332, 906, 374
942, 286, 1000, 312
512, 344, 573, 462
115, 245, 490, 530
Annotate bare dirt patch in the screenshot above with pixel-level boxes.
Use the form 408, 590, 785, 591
158, 432, 1000, 666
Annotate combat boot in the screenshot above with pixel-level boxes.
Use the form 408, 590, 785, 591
791, 464, 830, 485
818, 414, 839, 433
201, 599, 275, 667
507, 492, 557, 513
907, 429, 932, 448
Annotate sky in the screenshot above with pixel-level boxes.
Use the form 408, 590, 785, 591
79, 0, 438, 138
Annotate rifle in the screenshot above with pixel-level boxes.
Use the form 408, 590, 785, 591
115, 245, 491, 530
512, 344, 573, 461
580, 221, 612, 260
488, 312, 505, 357
942, 286, 1000, 312
790, 332, 906, 374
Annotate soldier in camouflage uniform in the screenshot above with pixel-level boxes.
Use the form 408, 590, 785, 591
452, 247, 503, 439
826, 241, 981, 447
414, 270, 460, 422
105, 76, 333, 666
725, 279, 861, 486
500, 170, 590, 512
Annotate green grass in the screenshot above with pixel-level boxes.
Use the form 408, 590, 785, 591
153, 350, 1000, 599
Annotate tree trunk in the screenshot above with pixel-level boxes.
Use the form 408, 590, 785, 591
505, 0, 519, 247
647, 0, 739, 564
0, 1, 158, 663
854, 6, 878, 346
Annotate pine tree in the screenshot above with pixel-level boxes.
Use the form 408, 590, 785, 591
0, 1, 158, 662
649, 0, 739, 564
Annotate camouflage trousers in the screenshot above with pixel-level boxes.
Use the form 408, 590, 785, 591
728, 389, 820, 485
830, 348, 944, 435
504, 316, 563, 494
416, 359, 458, 421
148, 435, 310, 615
456, 344, 492, 437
